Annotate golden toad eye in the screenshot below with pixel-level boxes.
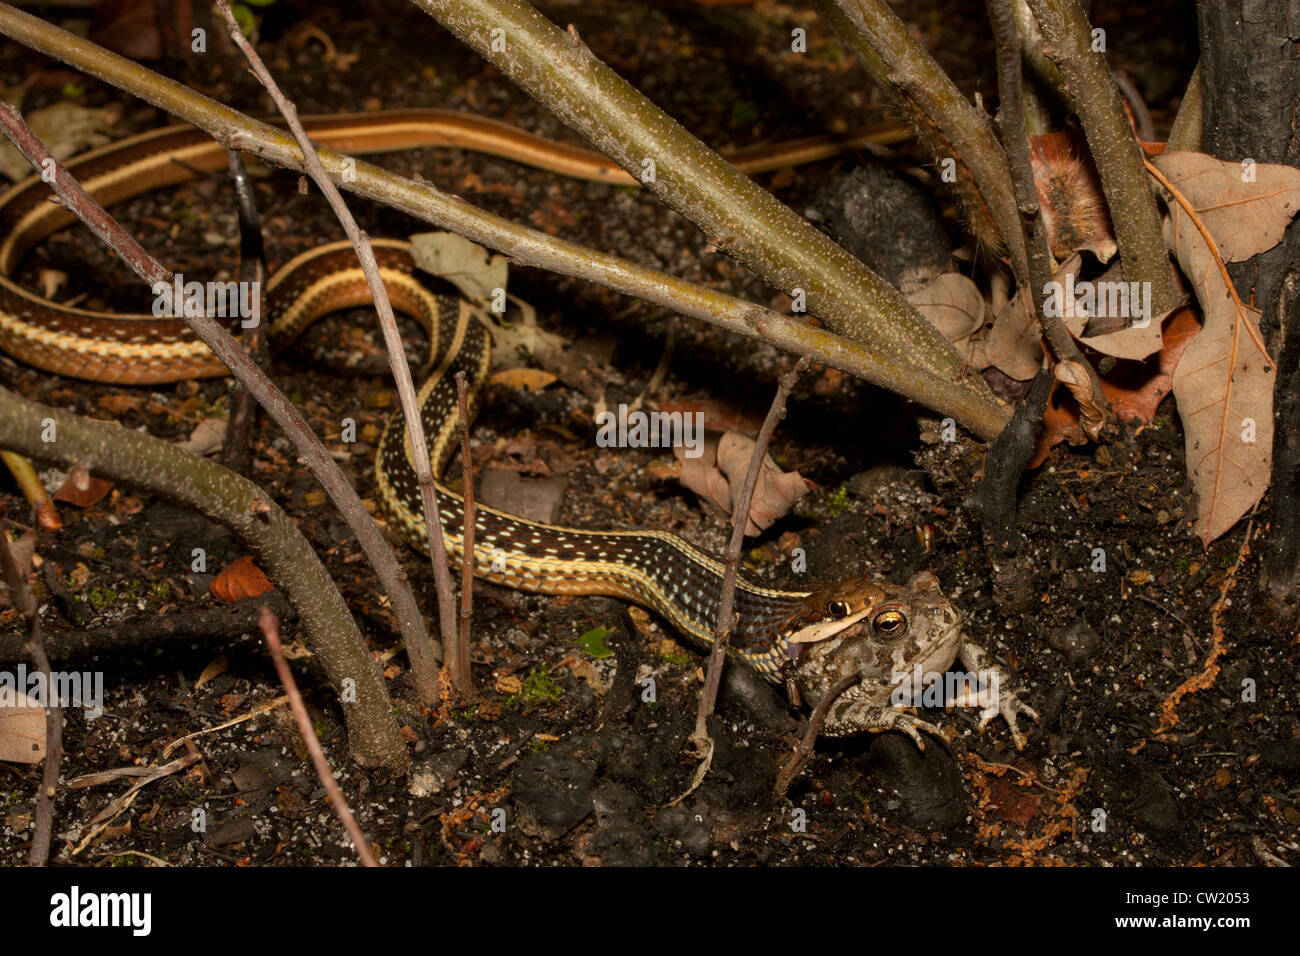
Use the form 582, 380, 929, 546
827, 600, 850, 619
872, 609, 907, 637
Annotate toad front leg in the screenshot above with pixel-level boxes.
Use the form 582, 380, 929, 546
949, 637, 1039, 749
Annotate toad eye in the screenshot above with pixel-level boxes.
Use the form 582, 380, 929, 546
872, 609, 908, 638
826, 600, 850, 620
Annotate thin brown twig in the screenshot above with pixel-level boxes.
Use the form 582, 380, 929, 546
258, 606, 378, 867
0, 533, 61, 866
774, 672, 864, 797
451, 370, 476, 703
218, 148, 269, 475
215, 0, 448, 706
673, 357, 808, 805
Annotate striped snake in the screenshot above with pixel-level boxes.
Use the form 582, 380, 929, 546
0, 110, 1035, 742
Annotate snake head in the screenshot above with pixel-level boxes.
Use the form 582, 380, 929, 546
785, 572, 965, 735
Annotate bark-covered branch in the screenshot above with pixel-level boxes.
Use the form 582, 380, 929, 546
0, 388, 408, 770
406, 0, 995, 390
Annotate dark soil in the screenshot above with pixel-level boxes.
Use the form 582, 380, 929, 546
4, 1, 1294, 869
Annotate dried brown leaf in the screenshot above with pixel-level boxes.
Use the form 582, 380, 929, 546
1151, 151, 1300, 262
1163, 208, 1275, 545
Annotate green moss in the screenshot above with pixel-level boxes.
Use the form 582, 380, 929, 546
662, 651, 690, 668
825, 485, 850, 516
507, 668, 563, 709
86, 586, 120, 610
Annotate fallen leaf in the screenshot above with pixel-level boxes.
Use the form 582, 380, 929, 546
489, 368, 557, 392
0, 690, 46, 764
0, 102, 120, 181
194, 656, 229, 689
1053, 361, 1104, 439
1028, 309, 1203, 468
1158, 188, 1276, 544
210, 556, 274, 603
494, 674, 522, 695
175, 418, 228, 456
908, 272, 986, 343
52, 468, 113, 508
1151, 151, 1300, 262
409, 231, 507, 306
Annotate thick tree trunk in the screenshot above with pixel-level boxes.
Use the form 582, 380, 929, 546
1196, 2, 1300, 604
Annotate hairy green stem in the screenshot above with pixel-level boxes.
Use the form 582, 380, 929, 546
1024, 0, 1178, 319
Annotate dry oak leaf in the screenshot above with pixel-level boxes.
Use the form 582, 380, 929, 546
674, 430, 810, 535
0, 689, 46, 765
210, 556, 274, 604
908, 272, 986, 344
1159, 196, 1277, 546
985, 255, 1088, 380
1053, 361, 1104, 441
1150, 151, 1300, 262
1059, 261, 1166, 362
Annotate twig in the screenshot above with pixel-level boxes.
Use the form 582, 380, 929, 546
258, 606, 378, 867
970, 365, 1053, 555
218, 148, 270, 475
71, 753, 200, 855
774, 672, 864, 797
0, 4, 1010, 439
451, 370, 476, 703
0, 389, 406, 769
986, 0, 1108, 414
215, 0, 446, 707
0, 449, 60, 531
0, 593, 296, 664
410, 0, 976, 386
1111, 70, 1156, 143
674, 358, 807, 804
0, 533, 61, 866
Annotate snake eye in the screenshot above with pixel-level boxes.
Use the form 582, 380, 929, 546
826, 600, 850, 619
872, 609, 908, 638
